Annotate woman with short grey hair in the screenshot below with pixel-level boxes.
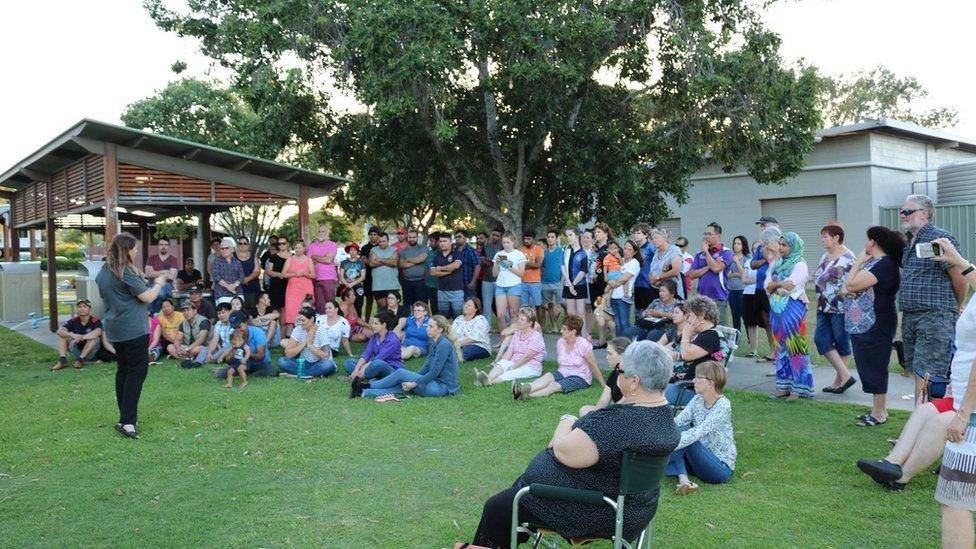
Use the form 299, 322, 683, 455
468, 339, 679, 548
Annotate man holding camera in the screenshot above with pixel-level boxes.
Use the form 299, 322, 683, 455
899, 193, 967, 407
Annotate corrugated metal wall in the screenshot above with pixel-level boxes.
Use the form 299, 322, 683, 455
880, 203, 976, 260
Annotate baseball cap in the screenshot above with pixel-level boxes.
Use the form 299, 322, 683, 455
345, 242, 360, 253
756, 215, 779, 225
228, 311, 248, 327
189, 285, 203, 293
180, 302, 194, 311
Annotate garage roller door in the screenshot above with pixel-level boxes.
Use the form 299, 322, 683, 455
761, 196, 837, 269
656, 218, 682, 243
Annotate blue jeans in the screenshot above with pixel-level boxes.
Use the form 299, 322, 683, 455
665, 382, 695, 407
361, 368, 451, 398
814, 311, 852, 356
610, 298, 632, 338
278, 356, 337, 377
68, 340, 101, 361
148, 282, 173, 314
666, 427, 733, 484
438, 290, 464, 319
728, 289, 744, 332
462, 344, 491, 362
343, 357, 396, 380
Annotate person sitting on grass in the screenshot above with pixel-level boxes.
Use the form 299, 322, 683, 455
148, 310, 162, 364
452, 296, 492, 362
398, 301, 431, 361
210, 311, 274, 379
343, 310, 405, 382
278, 306, 336, 378
249, 292, 280, 348
339, 287, 374, 343
317, 300, 354, 358
472, 306, 546, 387
856, 393, 957, 491
468, 340, 679, 548
580, 337, 632, 416
223, 330, 250, 389
169, 303, 211, 368
493, 309, 544, 361
52, 299, 103, 371
667, 360, 737, 495
513, 315, 606, 401
360, 315, 461, 399
203, 302, 234, 364
665, 296, 724, 407
156, 298, 185, 359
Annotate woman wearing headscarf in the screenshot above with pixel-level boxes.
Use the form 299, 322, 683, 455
765, 232, 814, 399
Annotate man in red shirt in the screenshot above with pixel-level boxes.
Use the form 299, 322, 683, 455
145, 237, 179, 314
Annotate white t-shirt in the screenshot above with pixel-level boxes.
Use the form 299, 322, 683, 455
742, 264, 758, 295
317, 316, 351, 351
290, 323, 331, 362
493, 249, 527, 288
610, 258, 641, 299
951, 293, 976, 411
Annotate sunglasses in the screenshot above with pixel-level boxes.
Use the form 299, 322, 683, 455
899, 208, 921, 217
76, 301, 91, 307
238, 241, 248, 246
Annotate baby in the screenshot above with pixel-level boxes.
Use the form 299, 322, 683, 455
223, 331, 251, 389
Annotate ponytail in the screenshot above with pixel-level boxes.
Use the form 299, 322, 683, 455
431, 315, 463, 361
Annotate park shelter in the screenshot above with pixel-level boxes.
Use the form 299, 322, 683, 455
0, 119, 349, 331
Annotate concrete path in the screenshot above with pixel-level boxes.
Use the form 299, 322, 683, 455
5, 319, 916, 411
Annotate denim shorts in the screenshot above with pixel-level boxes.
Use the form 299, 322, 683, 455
814, 311, 851, 356
495, 283, 523, 297
552, 371, 590, 394
541, 283, 562, 304
521, 282, 543, 307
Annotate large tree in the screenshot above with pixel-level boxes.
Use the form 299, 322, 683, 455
147, 0, 821, 234
819, 66, 958, 129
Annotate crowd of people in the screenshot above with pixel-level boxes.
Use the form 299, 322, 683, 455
71, 191, 976, 548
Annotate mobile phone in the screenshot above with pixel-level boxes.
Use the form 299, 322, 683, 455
498, 254, 507, 261
915, 242, 943, 259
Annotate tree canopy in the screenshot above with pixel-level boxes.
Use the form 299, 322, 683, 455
819, 66, 958, 129
146, 0, 821, 235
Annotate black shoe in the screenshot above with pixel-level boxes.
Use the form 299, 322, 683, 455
180, 359, 195, 369
857, 459, 902, 484
351, 378, 369, 398
883, 480, 906, 492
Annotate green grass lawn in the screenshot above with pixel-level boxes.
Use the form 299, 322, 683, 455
0, 326, 940, 547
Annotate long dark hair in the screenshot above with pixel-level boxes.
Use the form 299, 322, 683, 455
866, 226, 906, 264
623, 239, 645, 266
107, 233, 139, 279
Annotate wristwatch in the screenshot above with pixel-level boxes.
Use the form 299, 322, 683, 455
962, 264, 975, 276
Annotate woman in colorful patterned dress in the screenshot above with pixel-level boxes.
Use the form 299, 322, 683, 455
765, 232, 814, 399
843, 226, 903, 426
814, 223, 858, 394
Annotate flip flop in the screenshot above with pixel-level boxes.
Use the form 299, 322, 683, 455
856, 414, 887, 427
836, 377, 857, 393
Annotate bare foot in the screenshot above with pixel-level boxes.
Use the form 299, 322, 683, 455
676, 481, 699, 495
223, 383, 233, 389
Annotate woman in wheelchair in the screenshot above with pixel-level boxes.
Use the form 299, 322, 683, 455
664, 296, 724, 406
667, 360, 737, 495
470, 341, 679, 548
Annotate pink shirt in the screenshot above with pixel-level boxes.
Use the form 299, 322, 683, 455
556, 337, 594, 384
307, 239, 338, 281
507, 329, 546, 375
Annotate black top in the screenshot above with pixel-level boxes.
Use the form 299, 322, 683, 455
672, 328, 722, 382
433, 249, 464, 291
516, 404, 679, 540
192, 298, 216, 321
177, 269, 203, 287
63, 316, 102, 335
239, 253, 260, 293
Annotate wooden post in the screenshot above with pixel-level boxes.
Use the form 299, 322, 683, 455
199, 210, 211, 282
3, 224, 11, 261
140, 223, 150, 269
29, 229, 38, 260
46, 218, 58, 331
10, 226, 20, 262
104, 144, 119, 244
298, 184, 310, 243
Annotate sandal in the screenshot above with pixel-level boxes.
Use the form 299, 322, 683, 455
856, 414, 887, 427
676, 482, 699, 495
823, 377, 857, 394
758, 355, 775, 362
771, 391, 790, 399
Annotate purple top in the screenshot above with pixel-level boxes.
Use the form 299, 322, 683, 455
691, 247, 734, 301
361, 330, 405, 369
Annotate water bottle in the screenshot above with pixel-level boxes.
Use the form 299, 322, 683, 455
296, 357, 306, 380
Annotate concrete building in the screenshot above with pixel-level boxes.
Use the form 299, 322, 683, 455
663, 119, 976, 267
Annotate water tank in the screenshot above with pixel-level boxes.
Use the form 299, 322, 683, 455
938, 159, 976, 204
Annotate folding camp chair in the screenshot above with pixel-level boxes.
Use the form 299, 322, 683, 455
511, 451, 669, 549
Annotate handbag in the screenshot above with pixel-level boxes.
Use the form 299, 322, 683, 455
916, 369, 950, 400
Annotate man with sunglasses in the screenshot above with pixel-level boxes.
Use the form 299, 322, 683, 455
52, 300, 103, 370
898, 194, 967, 407
688, 222, 733, 327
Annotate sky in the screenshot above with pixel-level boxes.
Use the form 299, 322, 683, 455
1, 0, 974, 173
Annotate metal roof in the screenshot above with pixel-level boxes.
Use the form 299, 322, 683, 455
818, 118, 976, 153
0, 119, 350, 193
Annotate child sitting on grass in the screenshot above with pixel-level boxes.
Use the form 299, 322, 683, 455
224, 331, 250, 389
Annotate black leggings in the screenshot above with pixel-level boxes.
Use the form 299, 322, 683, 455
113, 334, 150, 425
473, 486, 549, 549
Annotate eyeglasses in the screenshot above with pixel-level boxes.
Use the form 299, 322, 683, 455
238, 241, 248, 246
900, 208, 921, 217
